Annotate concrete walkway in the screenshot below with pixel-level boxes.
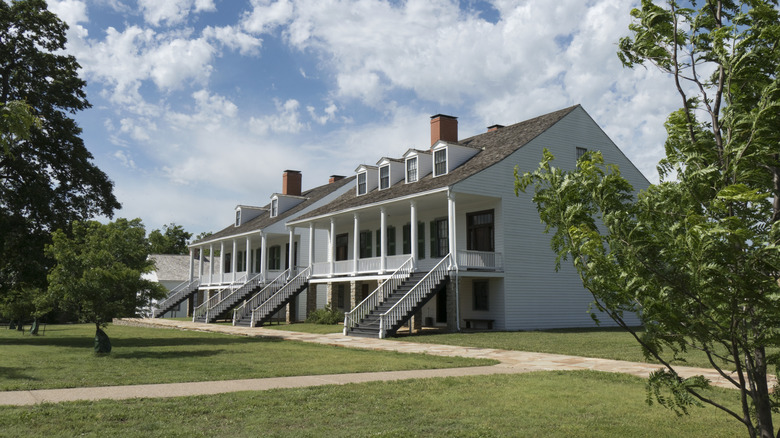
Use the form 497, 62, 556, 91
0, 318, 748, 406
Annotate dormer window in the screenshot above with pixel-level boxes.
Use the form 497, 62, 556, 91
434, 149, 447, 176
235, 210, 241, 227
406, 157, 418, 183
357, 172, 367, 195
379, 166, 389, 189
271, 198, 278, 217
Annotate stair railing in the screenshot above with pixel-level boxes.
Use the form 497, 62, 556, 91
250, 267, 311, 327
153, 279, 199, 317
192, 287, 231, 322
232, 270, 289, 325
193, 272, 264, 323
343, 256, 413, 334
379, 254, 451, 339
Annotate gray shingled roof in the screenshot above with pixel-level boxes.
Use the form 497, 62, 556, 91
291, 105, 579, 222
192, 175, 356, 245
148, 254, 206, 282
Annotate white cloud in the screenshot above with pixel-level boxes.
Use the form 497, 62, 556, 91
113, 150, 137, 169
48, 0, 88, 26
137, 0, 216, 27
203, 25, 263, 55
307, 103, 338, 125
241, 0, 294, 34
249, 99, 307, 135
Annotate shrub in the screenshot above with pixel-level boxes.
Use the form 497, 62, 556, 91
305, 305, 344, 325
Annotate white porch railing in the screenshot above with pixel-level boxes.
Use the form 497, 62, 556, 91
192, 272, 264, 322
379, 254, 451, 339
232, 270, 289, 325
343, 256, 414, 334
357, 257, 381, 273
312, 262, 330, 276
456, 250, 503, 271
312, 254, 418, 278
250, 267, 311, 327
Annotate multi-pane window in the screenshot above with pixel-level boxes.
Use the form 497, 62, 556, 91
236, 250, 246, 272
387, 226, 396, 256
270, 199, 278, 217
402, 223, 411, 254
335, 234, 349, 261
268, 245, 281, 270
576, 147, 588, 161
359, 230, 372, 258
473, 280, 489, 311
336, 284, 346, 309
434, 149, 447, 176
379, 165, 390, 189
467, 209, 495, 252
254, 248, 263, 272
235, 210, 241, 226
224, 252, 232, 273
357, 172, 367, 195
402, 222, 425, 258
406, 157, 418, 182
430, 218, 449, 258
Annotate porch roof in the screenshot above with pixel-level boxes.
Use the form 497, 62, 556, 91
191, 175, 356, 246
290, 105, 579, 223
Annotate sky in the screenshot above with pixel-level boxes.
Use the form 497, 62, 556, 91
46, 0, 681, 237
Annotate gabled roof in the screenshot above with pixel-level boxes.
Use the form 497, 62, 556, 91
192, 175, 355, 245
291, 105, 579, 222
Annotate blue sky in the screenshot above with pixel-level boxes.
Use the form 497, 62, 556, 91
48, 0, 679, 237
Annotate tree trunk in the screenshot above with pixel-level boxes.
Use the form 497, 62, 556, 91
751, 347, 774, 438
94, 324, 112, 354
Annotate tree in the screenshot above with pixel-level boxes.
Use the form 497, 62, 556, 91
0, 0, 120, 316
148, 223, 192, 254
46, 219, 166, 353
515, 1, 779, 437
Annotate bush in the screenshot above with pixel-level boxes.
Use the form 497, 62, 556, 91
305, 305, 344, 325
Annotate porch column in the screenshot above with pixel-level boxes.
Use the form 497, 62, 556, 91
188, 248, 195, 282
198, 247, 204, 282
448, 190, 458, 269
329, 218, 335, 276
208, 244, 214, 285
352, 213, 360, 275
410, 200, 418, 269
380, 206, 387, 273
288, 227, 295, 276
219, 241, 225, 284
245, 236, 251, 275
308, 223, 314, 269
260, 232, 267, 282
231, 239, 238, 282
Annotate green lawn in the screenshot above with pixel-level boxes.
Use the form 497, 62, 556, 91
262, 322, 344, 334
0, 371, 745, 437
393, 327, 735, 370
0, 324, 493, 391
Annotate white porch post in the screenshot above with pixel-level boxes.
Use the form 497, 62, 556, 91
308, 223, 314, 269
208, 244, 214, 285
288, 227, 295, 276
245, 236, 251, 275
352, 213, 360, 275
329, 218, 335, 276
198, 247, 204, 282
219, 241, 225, 284
448, 190, 458, 269
410, 200, 418, 269
188, 248, 195, 282
380, 206, 387, 273
231, 239, 237, 282
260, 232, 267, 282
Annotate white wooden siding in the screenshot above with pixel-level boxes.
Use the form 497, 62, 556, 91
453, 107, 647, 330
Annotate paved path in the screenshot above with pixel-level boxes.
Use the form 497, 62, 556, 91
0, 318, 749, 406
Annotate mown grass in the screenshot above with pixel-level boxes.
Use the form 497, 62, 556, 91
262, 322, 344, 334
394, 327, 739, 370
0, 371, 745, 437
0, 324, 493, 391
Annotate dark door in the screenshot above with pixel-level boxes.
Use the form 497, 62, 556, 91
436, 287, 447, 323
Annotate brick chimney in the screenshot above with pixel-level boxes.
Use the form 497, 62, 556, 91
329, 175, 345, 184
430, 114, 458, 147
487, 124, 504, 132
283, 170, 302, 196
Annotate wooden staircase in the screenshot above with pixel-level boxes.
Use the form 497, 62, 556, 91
233, 268, 310, 327
153, 279, 199, 318
344, 255, 451, 338
192, 274, 265, 323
